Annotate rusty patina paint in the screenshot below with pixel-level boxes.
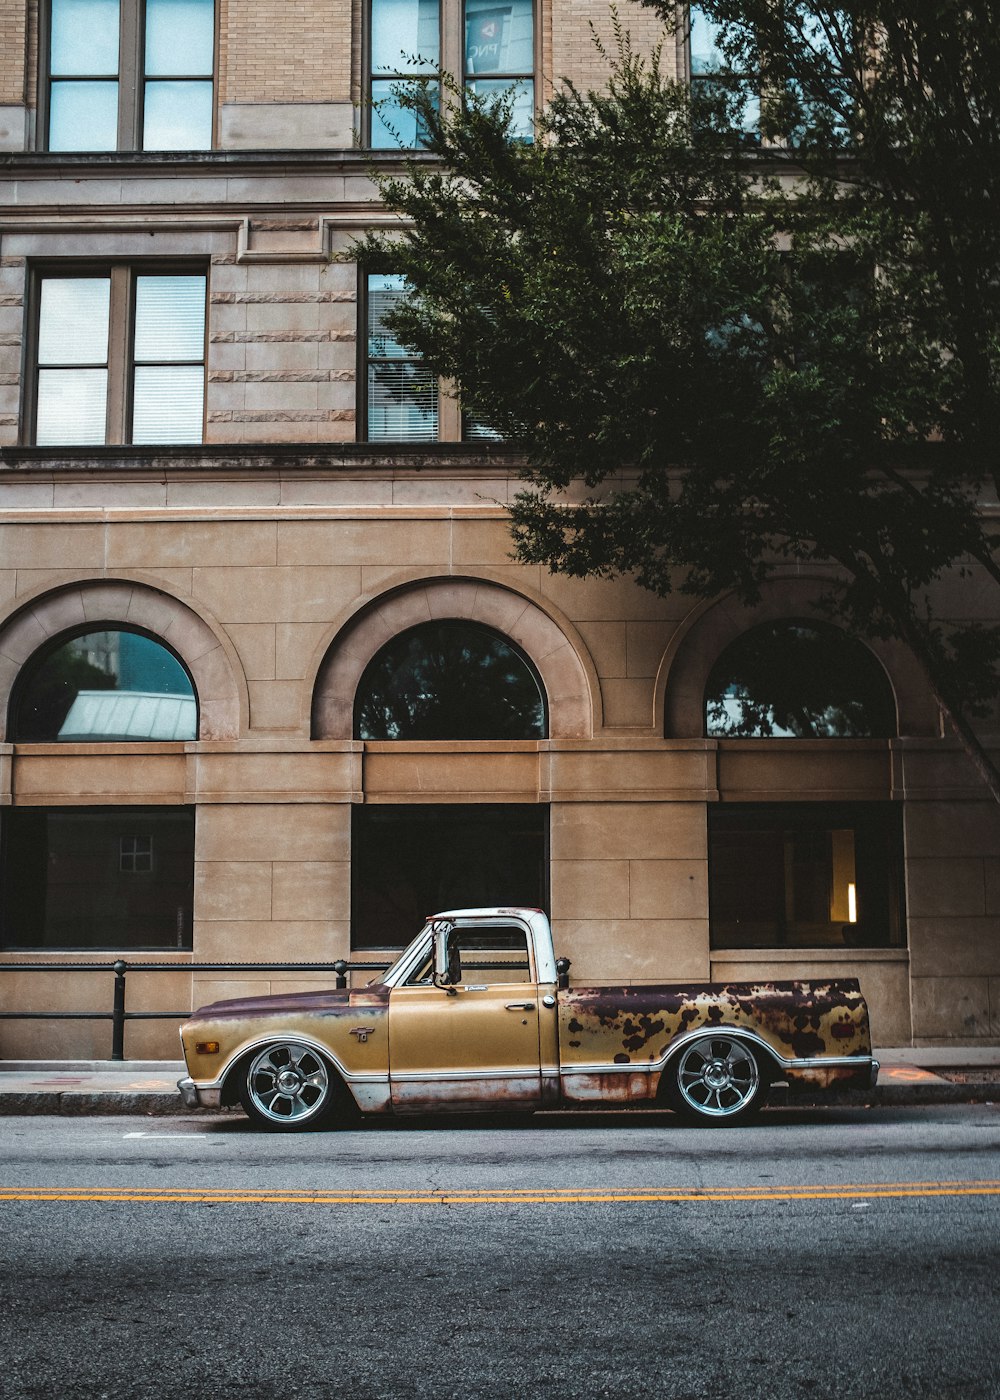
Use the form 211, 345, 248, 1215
558, 979, 872, 1086
180, 984, 391, 1101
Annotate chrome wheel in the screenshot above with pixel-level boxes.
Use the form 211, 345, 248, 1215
674, 1035, 762, 1124
241, 1041, 332, 1130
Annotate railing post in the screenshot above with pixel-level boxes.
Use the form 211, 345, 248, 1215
111, 960, 127, 1061
333, 959, 348, 990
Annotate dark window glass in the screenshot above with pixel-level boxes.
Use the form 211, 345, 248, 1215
0, 807, 194, 950
709, 803, 903, 950
704, 621, 895, 738
352, 804, 547, 948
355, 620, 546, 740
12, 628, 197, 742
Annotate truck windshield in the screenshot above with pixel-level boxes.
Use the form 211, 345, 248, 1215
367, 923, 432, 985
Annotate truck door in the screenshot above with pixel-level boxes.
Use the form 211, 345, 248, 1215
388, 921, 543, 1110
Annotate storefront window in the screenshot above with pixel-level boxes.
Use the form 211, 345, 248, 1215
709, 803, 903, 949
0, 807, 195, 950
352, 804, 547, 948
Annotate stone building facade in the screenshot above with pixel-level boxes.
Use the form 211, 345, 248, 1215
0, 0, 997, 1057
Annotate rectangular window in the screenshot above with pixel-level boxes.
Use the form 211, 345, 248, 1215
119, 834, 153, 872
369, 0, 440, 148
1, 808, 194, 950
708, 803, 904, 950
689, 4, 760, 137
784, 10, 853, 142
365, 273, 439, 441
366, 0, 534, 148
32, 267, 206, 446
463, 414, 503, 441
464, 0, 534, 141
45, 0, 215, 151
351, 804, 548, 949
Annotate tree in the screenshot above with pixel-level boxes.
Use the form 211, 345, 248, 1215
663, 2, 1000, 490
354, 13, 1000, 797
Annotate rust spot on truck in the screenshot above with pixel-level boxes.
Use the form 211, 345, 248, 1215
557, 977, 872, 1090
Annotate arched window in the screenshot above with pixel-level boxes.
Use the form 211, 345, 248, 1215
704, 621, 895, 738
354, 620, 546, 740
11, 628, 197, 742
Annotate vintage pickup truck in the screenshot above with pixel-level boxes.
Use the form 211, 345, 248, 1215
177, 907, 879, 1129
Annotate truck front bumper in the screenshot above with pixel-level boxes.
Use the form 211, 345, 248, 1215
177, 1076, 222, 1110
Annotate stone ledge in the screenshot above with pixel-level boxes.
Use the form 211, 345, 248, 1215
0, 442, 526, 474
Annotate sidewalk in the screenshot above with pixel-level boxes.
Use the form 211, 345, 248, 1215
0, 1049, 997, 1116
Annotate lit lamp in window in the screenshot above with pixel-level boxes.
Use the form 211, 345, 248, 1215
829, 828, 858, 925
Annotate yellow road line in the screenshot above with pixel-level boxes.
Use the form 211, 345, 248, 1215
3, 1178, 999, 1196
1, 1182, 999, 1205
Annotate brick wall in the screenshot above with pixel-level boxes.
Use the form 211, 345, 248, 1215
0, 0, 28, 105
218, 0, 354, 105
547, 0, 679, 94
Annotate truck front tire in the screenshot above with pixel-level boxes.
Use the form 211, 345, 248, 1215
239, 1040, 338, 1131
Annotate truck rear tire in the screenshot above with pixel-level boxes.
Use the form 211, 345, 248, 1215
668, 1033, 766, 1125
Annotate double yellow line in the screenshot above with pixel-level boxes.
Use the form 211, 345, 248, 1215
1, 1181, 999, 1205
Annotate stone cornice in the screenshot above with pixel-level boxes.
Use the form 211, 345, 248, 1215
0, 442, 528, 475
0, 149, 432, 178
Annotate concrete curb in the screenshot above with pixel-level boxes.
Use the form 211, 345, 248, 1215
0, 1090, 192, 1116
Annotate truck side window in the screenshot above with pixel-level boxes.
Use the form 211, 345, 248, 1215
449, 926, 532, 984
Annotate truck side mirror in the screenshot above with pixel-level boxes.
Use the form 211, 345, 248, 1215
431, 920, 458, 994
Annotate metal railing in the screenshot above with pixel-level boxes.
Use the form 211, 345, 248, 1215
0, 958, 391, 1061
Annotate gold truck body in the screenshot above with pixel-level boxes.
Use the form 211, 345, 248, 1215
178, 907, 878, 1129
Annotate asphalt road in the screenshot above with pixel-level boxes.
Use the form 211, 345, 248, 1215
1, 1103, 998, 1400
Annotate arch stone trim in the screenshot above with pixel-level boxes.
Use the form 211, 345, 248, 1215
0, 579, 245, 741
659, 577, 940, 740
312, 576, 596, 739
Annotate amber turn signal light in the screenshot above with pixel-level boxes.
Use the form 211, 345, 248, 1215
195, 1041, 220, 1055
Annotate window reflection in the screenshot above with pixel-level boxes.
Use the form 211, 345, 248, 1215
689, 4, 760, 137
355, 620, 546, 740
704, 621, 895, 738
369, 0, 440, 149
465, 0, 534, 140
13, 629, 197, 742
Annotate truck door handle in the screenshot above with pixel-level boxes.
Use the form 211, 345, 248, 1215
505, 1002, 535, 1012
